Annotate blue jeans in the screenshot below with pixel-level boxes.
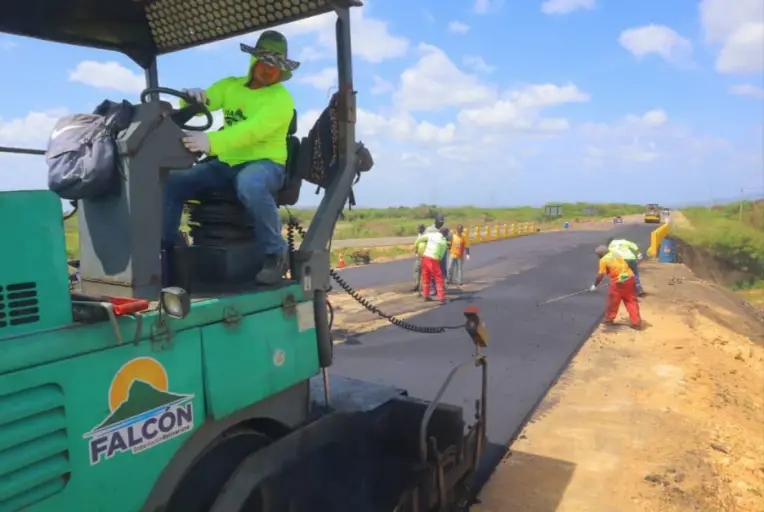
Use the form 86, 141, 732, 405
162, 158, 287, 255
448, 257, 464, 285
626, 259, 642, 292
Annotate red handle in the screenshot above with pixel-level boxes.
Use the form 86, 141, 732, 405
111, 299, 150, 316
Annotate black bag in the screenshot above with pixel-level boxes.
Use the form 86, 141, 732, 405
301, 93, 374, 208
46, 100, 134, 200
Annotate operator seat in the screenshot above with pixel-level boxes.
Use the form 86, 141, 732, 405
184, 110, 303, 247
173, 110, 309, 292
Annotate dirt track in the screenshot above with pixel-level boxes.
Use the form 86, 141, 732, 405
475, 260, 764, 512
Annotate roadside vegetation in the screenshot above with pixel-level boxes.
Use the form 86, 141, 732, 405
280, 202, 644, 240
63, 202, 643, 258
673, 200, 764, 293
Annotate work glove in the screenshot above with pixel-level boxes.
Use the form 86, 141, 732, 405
183, 88, 208, 105
465, 254, 470, 261
182, 131, 211, 154
637, 252, 643, 261
589, 284, 597, 292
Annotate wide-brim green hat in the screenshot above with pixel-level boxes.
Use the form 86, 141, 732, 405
240, 30, 300, 82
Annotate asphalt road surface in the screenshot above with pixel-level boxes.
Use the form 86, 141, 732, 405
330, 225, 653, 488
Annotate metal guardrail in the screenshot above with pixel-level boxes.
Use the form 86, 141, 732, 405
465, 222, 537, 245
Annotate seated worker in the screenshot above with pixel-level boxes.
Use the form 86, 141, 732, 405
590, 245, 642, 330
607, 237, 644, 295
415, 225, 448, 304
161, 30, 299, 286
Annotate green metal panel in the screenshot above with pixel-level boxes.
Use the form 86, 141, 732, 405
1, 283, 307, 376
202, 301, 319, 420
0, 328, 204, 511
0, 191, 72, 338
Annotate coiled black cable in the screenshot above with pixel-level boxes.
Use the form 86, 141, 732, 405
286, 218, 464, 334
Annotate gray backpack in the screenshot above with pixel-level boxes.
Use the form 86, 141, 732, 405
46, 100, 133, 200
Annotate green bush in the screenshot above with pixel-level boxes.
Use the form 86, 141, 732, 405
677, 202, 764, 280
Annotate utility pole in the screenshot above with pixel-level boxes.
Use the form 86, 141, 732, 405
739, 188, 744, 223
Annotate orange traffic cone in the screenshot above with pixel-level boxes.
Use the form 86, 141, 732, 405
337, 252, 345, 269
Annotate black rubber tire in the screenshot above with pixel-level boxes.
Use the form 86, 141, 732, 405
164, 428, 273, 512
325, 298, 335, 331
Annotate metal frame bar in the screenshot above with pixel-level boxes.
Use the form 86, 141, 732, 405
295, 4, 357, 369
144, 59, 160, 101
300, 5, 356, 254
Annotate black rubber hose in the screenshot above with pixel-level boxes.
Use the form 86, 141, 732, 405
286, 219, 464, 334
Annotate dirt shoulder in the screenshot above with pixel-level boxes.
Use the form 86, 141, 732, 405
474, 260, 764, 512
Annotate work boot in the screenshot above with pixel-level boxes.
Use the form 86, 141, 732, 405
256, 251, 288, 285
630, 323, 642, 331
601, 319, 615, 325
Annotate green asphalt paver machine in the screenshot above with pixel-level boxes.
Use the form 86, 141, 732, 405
0, 1, 490, 510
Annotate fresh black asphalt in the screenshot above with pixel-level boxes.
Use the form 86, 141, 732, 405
330, 225, 654, 487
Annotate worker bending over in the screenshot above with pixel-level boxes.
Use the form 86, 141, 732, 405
161, 31, 298, 286
607, 237, 644, 295
411, 223, 426, 293
415, 225, 448, 303
447, 224, 470, 285
591, 245, 642, 330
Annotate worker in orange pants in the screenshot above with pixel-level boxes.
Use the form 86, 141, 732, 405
591, 245, 642, 329
415, 225, 448, 303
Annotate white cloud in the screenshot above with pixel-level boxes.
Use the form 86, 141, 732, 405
505, 83, 590, 109
0, 109, 69, 191
356, 109, 456, 145
198, 5, 409, 64
457, 83, 588, 130
541, 0, 595, 15
639, 109, 669, 126
618, 25, 693, 64
575, 109, 707, 166
716, 23, 764, 74
700, 0, 764, 74
297, 46, 328, 62
401, 152, 432, 168
448, 21, 471, 34
0, 109, 68, 147
394, 44, 497, 112
729, 83, 764, 99
463, 55, 496, 74
0, 38, 18, 51
582, 109, 670, 137
296, 109, 322, 139
370, 75, 394, 95
68, 61, 145, 93
474, 0, 503, 14
297, 67, 337, 91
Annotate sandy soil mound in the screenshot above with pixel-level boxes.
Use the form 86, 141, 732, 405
475, 260, 764, 512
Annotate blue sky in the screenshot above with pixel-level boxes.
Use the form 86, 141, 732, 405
0, 0, 762, 208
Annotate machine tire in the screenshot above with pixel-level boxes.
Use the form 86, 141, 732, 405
164, 428, 274, 512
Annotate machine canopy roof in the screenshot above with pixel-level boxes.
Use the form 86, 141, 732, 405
0, 0, 357, 68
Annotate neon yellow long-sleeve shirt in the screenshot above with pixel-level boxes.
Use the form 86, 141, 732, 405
183, 57, 295, 166
608, 239, 639, 260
